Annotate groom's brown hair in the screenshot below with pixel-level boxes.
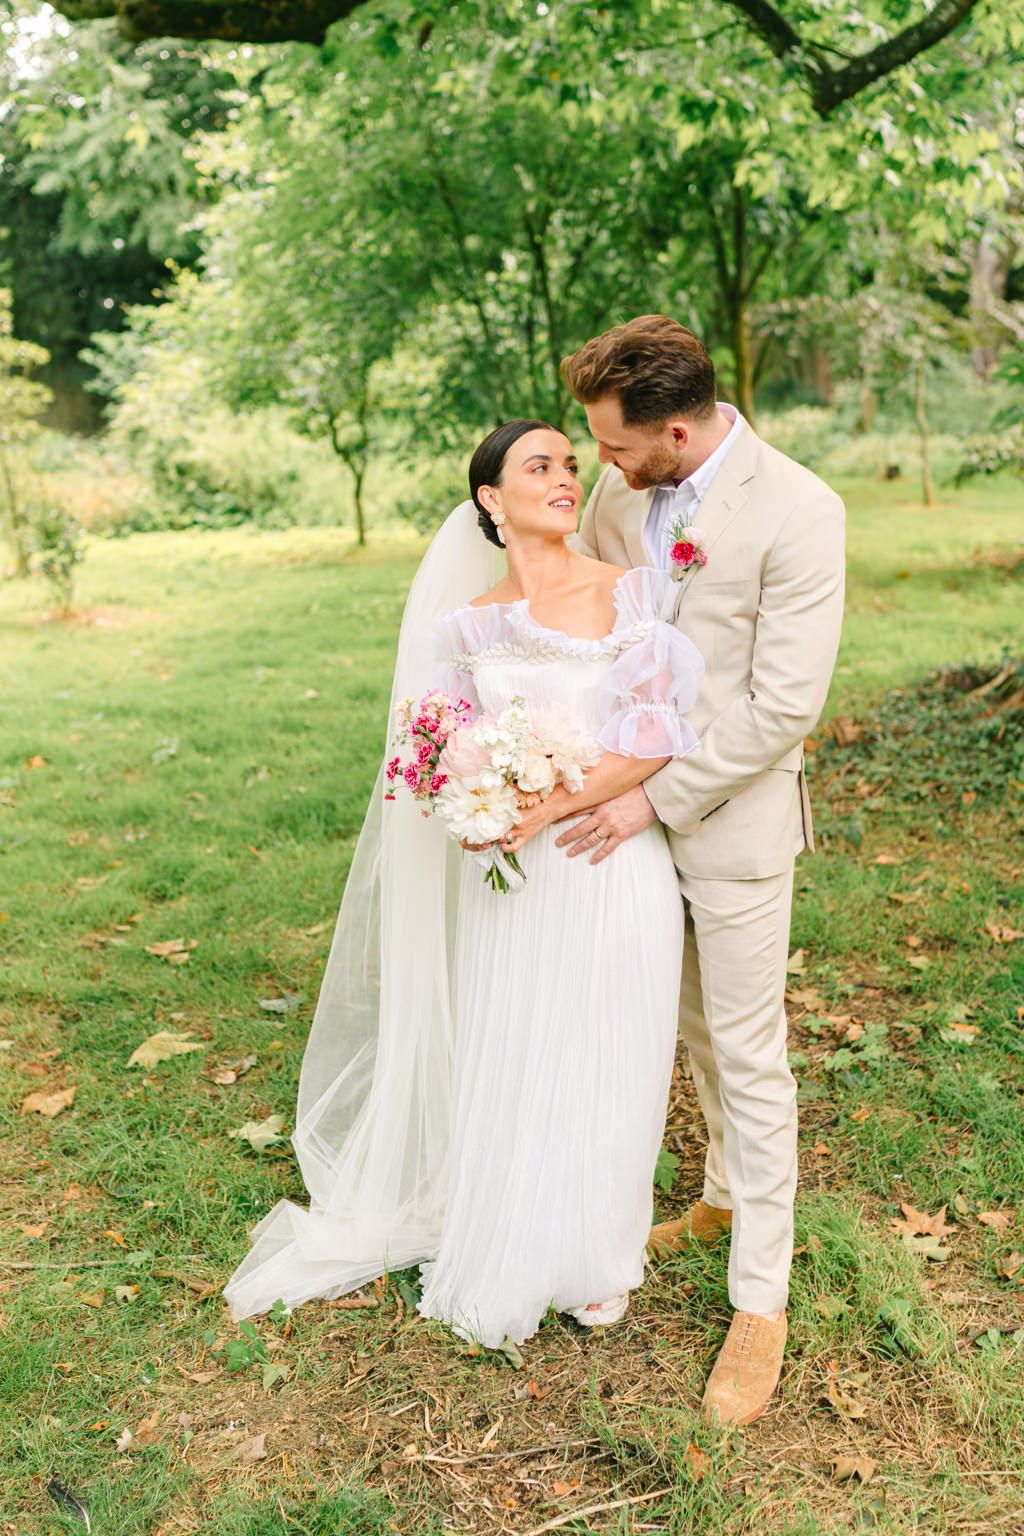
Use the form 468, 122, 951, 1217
561, 315, 717, 429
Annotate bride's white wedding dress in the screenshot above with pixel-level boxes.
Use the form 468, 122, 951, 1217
224, 511, 702, 1348
417, 568, 700, 1344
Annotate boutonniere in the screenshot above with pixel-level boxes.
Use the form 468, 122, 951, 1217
668, 514, 708, 579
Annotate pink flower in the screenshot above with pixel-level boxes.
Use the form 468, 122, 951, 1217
403, 762, 420, 789
670, 540, 687, 566
438, 726, 493, 788
695, 549, 708, 567
385, 756, 401, 782
417, 740, 434, 765
429, 772, 447, 794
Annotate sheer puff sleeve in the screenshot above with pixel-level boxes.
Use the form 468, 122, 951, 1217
597, 568, 705, 758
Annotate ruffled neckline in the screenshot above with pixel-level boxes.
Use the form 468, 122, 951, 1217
437, 566, 676, 662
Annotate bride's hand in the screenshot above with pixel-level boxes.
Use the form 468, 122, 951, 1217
498, 791, 566, 855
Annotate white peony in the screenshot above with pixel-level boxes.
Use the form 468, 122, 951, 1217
515, 748, 557, 796
434, 778, 520, 845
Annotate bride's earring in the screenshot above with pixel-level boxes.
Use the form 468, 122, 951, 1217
492, 512, 506, 547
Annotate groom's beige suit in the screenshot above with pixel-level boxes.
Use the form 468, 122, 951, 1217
575, 415, 845, 1314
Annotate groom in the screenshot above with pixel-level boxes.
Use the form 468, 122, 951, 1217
560, 316, 845, 1425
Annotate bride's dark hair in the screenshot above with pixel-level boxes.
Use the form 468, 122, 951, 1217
469, 419, 559, 546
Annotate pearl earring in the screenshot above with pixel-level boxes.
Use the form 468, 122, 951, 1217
492, 512, 506, 546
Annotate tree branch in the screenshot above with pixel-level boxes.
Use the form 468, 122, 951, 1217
719, 0, 982, 117
51, 0, 365, 45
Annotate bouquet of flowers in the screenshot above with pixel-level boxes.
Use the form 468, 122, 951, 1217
386, 691, 601, 891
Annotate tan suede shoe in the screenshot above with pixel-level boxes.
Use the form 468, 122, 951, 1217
702, 1310, 787, 1427
647, 1199, 732, 1259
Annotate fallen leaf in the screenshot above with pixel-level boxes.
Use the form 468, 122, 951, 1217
851, 1106, 871, 1124
104, 1229, 126, 1246
903, 1234, 951, 1262
257, 993, 302, 1015
236, 1433, 267, 1464
939, 1021, 979, 1045
87, 1421, 108, 1432
144, 938, 197, 962
985, 921, 1024, 943
115, 1428, 133, 1451
228, 1115, 287, 1153
826, 1365, 871, 1419
552, 1479, 580, 1496
177, 1367, 219, 1384
26, 754, 47, 769
209, 1054, 257, 1087
497, 1338, 525, 1370
19, 1220, 48, 1238
126, 1032, 204, 1069
995, 1251, 1024, 1280
682, 1442, 708, 1477
872, 853, 902, 865
908, 955, 931, 970
80, 1291, 105, 1309
890, 1203, 956, 1239
831, 1454, 877, 1484
786, 950, 807, 974
786, 985, 826, 1011
115, 1285, 139, 1303
526, 1379, 550, 1401
831, 717, 862, 747
979, 1211, 1014, 1230
133, 1410, 161, 1447
813, 1295, 848, 1320
813, 1142, 831, 1157
21, 1087, 76, 1117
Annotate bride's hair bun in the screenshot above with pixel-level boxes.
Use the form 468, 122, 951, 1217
469, 419, 559, 546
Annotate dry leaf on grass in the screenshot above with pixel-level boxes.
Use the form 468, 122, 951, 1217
20, 1220, 48, 1238
552, 1479, 580, 1497
979, 1210, 1014, 1230
127, 1032, 204, 1069
133, 1410, 162, 1447
995, 1251, 1024, 1280
831, 1454, 876, 1484
21, 1086, 76, 1117
209, 1055, 257, 1086
891, 1203, 956, 1238
228, 1115, 287, 1152
235, 1433, 267, 1464
681, 1443, 708, 1478
825, 1364, 871, 1419
786, 949, 807, 974
985, 921, 1024, 943
257, 993, 302, 1015
80, 1291, 105, 1309
26, 754, 47, 769
939, 1021, 979, 1044
115, 1285, 139, 1303
144, 938, 197, 964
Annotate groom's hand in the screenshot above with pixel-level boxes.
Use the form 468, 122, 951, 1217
555, 785, 658, 864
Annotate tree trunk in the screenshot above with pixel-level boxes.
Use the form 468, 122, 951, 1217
968, 228, 1012, 379
915, 357, 933, 508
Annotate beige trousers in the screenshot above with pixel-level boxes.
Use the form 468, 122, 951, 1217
676, 864, 797, 1316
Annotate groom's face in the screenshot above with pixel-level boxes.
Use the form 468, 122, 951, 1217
585, 394, 685, 490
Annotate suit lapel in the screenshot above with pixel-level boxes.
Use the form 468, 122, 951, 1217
623, 487, 656, 567
673, 423, 759, 597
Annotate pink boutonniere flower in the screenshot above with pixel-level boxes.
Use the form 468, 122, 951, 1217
668, 518, 708, 578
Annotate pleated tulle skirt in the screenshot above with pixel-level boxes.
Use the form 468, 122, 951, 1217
417, 819, 684, 1346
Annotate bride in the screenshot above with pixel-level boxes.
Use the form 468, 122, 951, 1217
225, 420, 704, 1346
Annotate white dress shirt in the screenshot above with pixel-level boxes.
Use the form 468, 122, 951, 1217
644, 403, 743, 568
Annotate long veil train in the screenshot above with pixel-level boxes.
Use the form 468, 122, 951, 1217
224, 502, 503, 1319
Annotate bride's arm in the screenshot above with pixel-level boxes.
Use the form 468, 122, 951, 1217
507, 751, 668, 851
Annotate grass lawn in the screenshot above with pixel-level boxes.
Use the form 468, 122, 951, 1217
0, 474, 1022, 1535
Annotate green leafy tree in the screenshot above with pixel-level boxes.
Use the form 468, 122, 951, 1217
0, 287, 53, 572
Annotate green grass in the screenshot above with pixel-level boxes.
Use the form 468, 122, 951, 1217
1, 474, 1022, 1534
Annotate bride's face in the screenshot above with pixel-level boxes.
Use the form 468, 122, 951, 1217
482, 429, 582, 542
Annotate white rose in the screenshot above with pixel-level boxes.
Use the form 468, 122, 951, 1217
515, 749, 557, 795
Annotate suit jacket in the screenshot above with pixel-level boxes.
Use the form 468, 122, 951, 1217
575, 419, 846, 879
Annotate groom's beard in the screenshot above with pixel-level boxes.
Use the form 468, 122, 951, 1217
619, 442, 684, 491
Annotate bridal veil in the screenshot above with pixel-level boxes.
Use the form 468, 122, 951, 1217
224, 502, 503, 1318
